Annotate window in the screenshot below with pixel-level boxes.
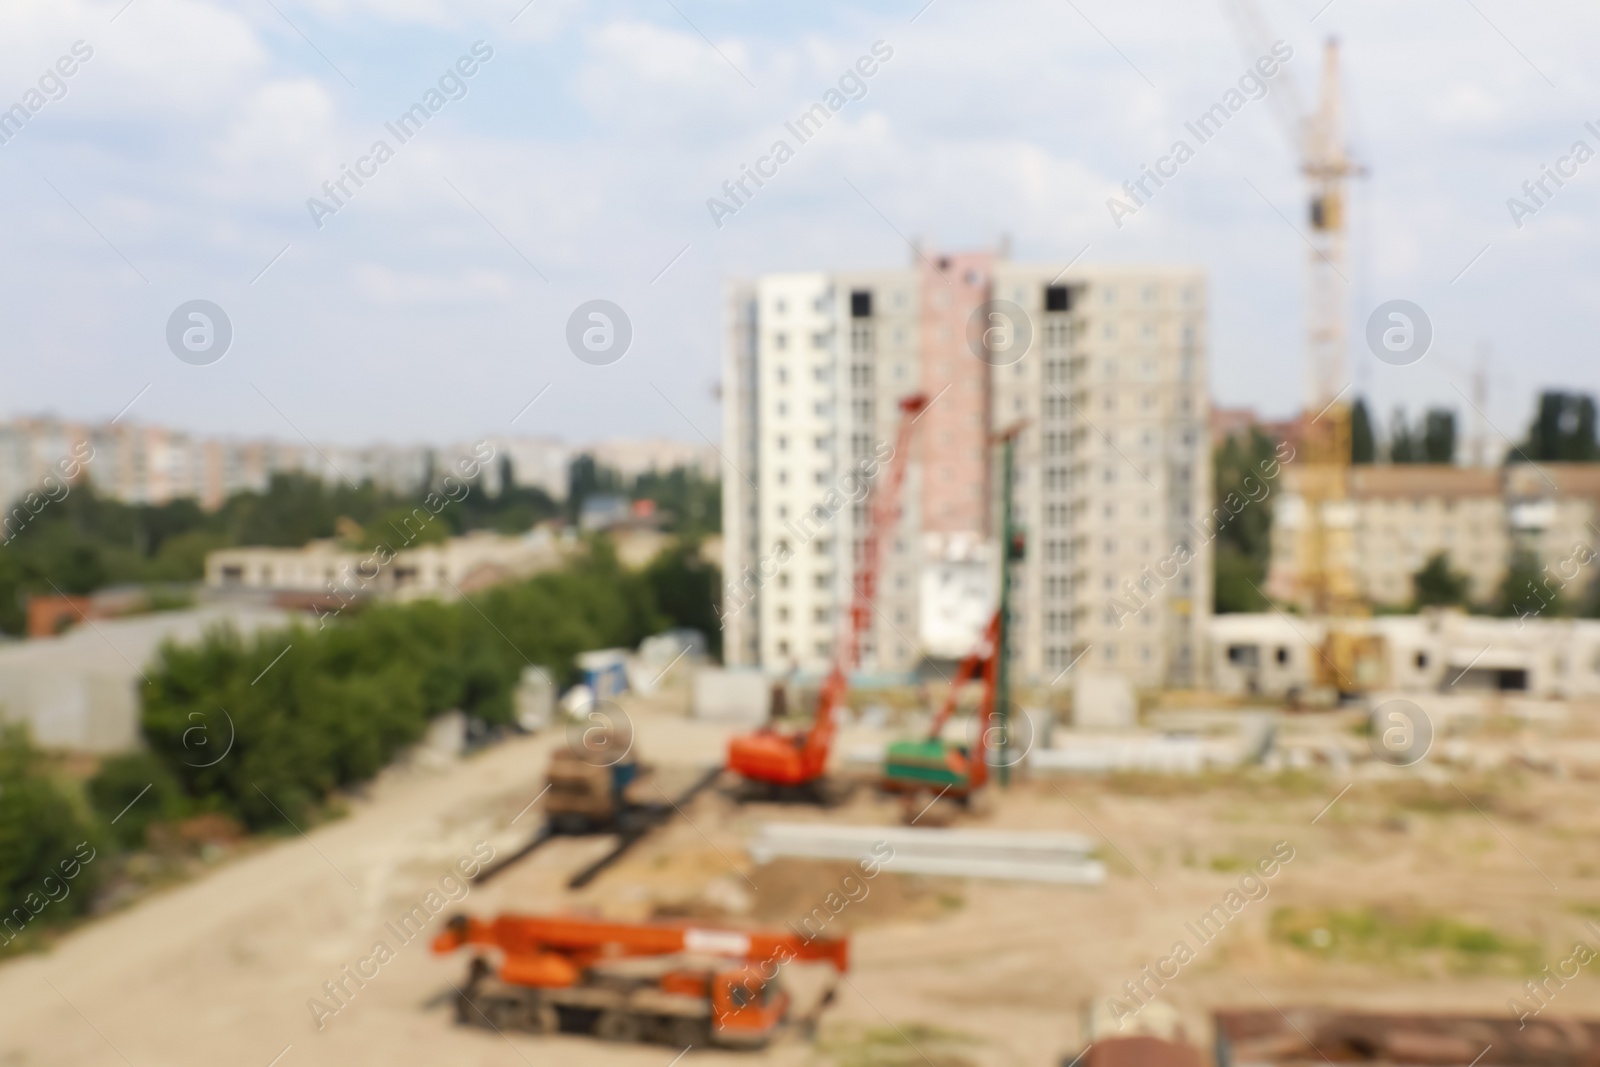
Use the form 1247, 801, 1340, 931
851, 290, 873, 317
775, 332, 788, 350
1275, 647, 1289, 665
1226, 644, 1260, 667
1045, 285, 1071, 312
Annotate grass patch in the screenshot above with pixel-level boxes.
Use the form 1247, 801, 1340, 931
817, 1022, 980, 1067
1271, 906, 1542, 976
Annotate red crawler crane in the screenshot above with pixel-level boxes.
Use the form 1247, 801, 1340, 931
725, 393, 929, 793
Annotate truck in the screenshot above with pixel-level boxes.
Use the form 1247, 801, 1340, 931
433, 913, 849, 1048
475, 726, 721, 889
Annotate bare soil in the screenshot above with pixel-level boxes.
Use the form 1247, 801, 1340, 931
2, 692, 1596, 1067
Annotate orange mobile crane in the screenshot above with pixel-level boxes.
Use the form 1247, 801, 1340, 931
725, 393, 928, 796
434, 913, 848, 1048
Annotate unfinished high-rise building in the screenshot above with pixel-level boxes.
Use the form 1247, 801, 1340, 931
720, 249, 1210, 690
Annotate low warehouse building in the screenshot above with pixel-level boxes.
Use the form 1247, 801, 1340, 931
0, 606, 289, 753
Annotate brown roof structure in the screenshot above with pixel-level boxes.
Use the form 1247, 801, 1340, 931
1346, 465, 1501, 501
1215, 1009, 1600, 1067
1076, 1036, 1205, 1067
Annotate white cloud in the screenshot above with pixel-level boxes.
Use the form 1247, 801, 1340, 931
4, 0, 1600, 447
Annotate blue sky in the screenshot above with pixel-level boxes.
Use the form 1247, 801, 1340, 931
1, 0, 1597, 449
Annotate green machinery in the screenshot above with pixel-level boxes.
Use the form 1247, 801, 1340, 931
881, 424, 1024, 800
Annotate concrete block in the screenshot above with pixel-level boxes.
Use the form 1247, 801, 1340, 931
692, 667, 769, 723
1072, 672, 1137, 730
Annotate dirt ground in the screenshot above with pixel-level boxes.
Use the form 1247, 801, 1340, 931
2, 691, 1597, 1067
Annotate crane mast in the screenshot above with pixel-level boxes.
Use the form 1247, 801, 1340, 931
1297, 39, 1362, 616
1220, 0, 1363, 615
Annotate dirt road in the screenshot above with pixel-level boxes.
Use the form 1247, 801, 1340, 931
2, 699, 1595, 1067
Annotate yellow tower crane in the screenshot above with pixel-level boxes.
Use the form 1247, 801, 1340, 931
1220, 6, 1383, 691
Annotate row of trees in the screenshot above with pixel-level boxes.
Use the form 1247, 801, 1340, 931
130, 538, 717, 830
565, 456, 722, 540
1348, 390, 1600, 467
0, 456, 722, 637
1410, 549, 1600, 618
1350, 399, 1456, 465
3, 535, 721, 946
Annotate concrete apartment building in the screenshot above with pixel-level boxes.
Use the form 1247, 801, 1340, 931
989, 264, 1211, 688
0, 416, 712, 522
1267, 462, 1600, 610
721, 251, 1211, 689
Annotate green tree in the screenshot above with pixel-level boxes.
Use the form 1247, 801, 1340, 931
643, 541, 723, 660
1422, 409, 1456, 464
1212, 429, 1279, 613
138, 543, 668, 829
1517, 391, 1598, 462
0, 729, 102, 948
1488, 549, 1566, 618
566, 455, 624, 525
0, 466, 578, 637
358, 506, 451, 551
1411, 551, 1470, 608
89, 752, 188, 850
1389, 407, 1418, 463
1351, 397, 1376, 464
633, 468, 722, 538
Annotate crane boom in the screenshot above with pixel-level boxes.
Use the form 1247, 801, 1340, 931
434, 913, 850, 973
726, 392, 928, 789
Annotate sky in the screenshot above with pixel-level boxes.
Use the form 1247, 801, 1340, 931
1, 0, 1598, 450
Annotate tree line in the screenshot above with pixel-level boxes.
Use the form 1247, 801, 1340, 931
2, 537, 720, 950
0, 456, 720, 636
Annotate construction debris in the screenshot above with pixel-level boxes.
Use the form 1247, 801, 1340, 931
749, 823, 1105, 885
1029, 735, 1247, 775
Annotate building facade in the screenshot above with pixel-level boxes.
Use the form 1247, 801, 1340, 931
720, 252, 1212, 690
990, 264, 1211, 689
1267, 463, 1600, 611
1, 415, 706, 523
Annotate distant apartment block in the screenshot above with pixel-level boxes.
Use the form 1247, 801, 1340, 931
205, 530, 569, 603
0, 416, 713, 523
588, 438, 721, 482
721, 250, 1211, 689
1269, 463, 1600, 610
